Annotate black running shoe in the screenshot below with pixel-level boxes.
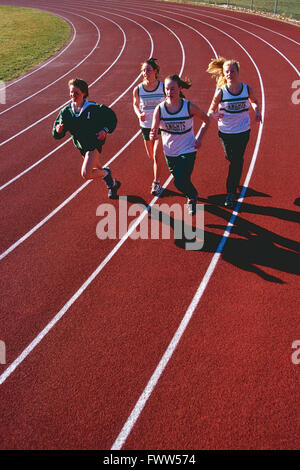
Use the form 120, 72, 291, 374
224, 192, 236, 208
187, 197, 197, 216
108, 180, 121, 199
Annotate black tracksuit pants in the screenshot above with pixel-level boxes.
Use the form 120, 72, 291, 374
218, 129, 250, 194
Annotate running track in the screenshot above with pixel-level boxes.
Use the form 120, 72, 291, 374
0, 0, 299, 451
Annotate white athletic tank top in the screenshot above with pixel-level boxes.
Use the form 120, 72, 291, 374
138, 81, 165, 128
159, 99, 195, 157
218, 83, 250, 133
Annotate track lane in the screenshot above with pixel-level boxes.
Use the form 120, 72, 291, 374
0, 11, 157, 250
0, 3, 188, 374
170, 1, 300, 43
0, 2, 220, 448
0, 0, 299, 450
110, 2, 300, 450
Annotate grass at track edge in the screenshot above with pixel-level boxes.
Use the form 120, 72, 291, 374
155, 0, 300, 25
0, 5, 71, 83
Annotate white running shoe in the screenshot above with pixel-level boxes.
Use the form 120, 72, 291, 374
151, 180, 162, 196
187, 198, 197, 216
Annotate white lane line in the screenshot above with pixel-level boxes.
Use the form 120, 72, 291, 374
111, 117, 265, 451
0, 11, 186, 384
209, 10, 300, 46
0, 12, 150, 190
111, 111, 264, 449
156, 5, 300, 77
0, 140, 72, 191
90, 2, 218, 58
0, 9, 186, 261
0, 131, 139, 262
201, 12, 300, 76
169, 2, 300, 46
0, 171, 172, 386
110, 4, 266, 449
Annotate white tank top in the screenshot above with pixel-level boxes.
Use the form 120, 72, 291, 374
218, 83, 250, 133
159, 99, 195, 157
138, 81, 165, 128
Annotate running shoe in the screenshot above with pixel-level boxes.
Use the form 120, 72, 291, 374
108, 180, 121, 199
102, 167, 114, 188
224, 192, 236, 209
187, 197, 197, 216
151, 180, 162, 196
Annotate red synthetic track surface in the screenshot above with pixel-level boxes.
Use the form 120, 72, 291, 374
0, 0, 299, 451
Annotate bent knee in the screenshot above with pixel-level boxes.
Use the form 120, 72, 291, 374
81, 167, 92, 179
174, 181, 185, 193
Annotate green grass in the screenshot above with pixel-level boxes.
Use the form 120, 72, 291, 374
0, 5, 71, 82
157, 0, 300, 21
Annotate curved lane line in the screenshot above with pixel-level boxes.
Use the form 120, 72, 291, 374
110, 3, 267, 450
168, 2, 300, 45
154, 5, 300, 76
0, 9, 186, 257
0, 12, 151, 190
0, 11, 186, 385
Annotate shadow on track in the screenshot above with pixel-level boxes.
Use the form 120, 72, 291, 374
166, 187, 300, 284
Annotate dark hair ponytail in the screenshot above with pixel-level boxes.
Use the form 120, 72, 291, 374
166, 74, 192, 98
141, 57, 160, 78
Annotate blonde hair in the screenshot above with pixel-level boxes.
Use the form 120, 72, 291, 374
206, 57, 240, 88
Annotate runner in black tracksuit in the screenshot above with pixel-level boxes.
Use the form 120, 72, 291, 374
52, 78, 120, 198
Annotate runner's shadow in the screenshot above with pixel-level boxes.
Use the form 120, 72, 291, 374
124, 189, 300, 284
125, 195, 148, 206
159, 188, 186, 199
205, 186, 271, 206
176, 190, 300, 283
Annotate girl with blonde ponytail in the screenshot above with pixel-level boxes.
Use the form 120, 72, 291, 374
207, 57, 240, 88
207, 58, 262, 208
